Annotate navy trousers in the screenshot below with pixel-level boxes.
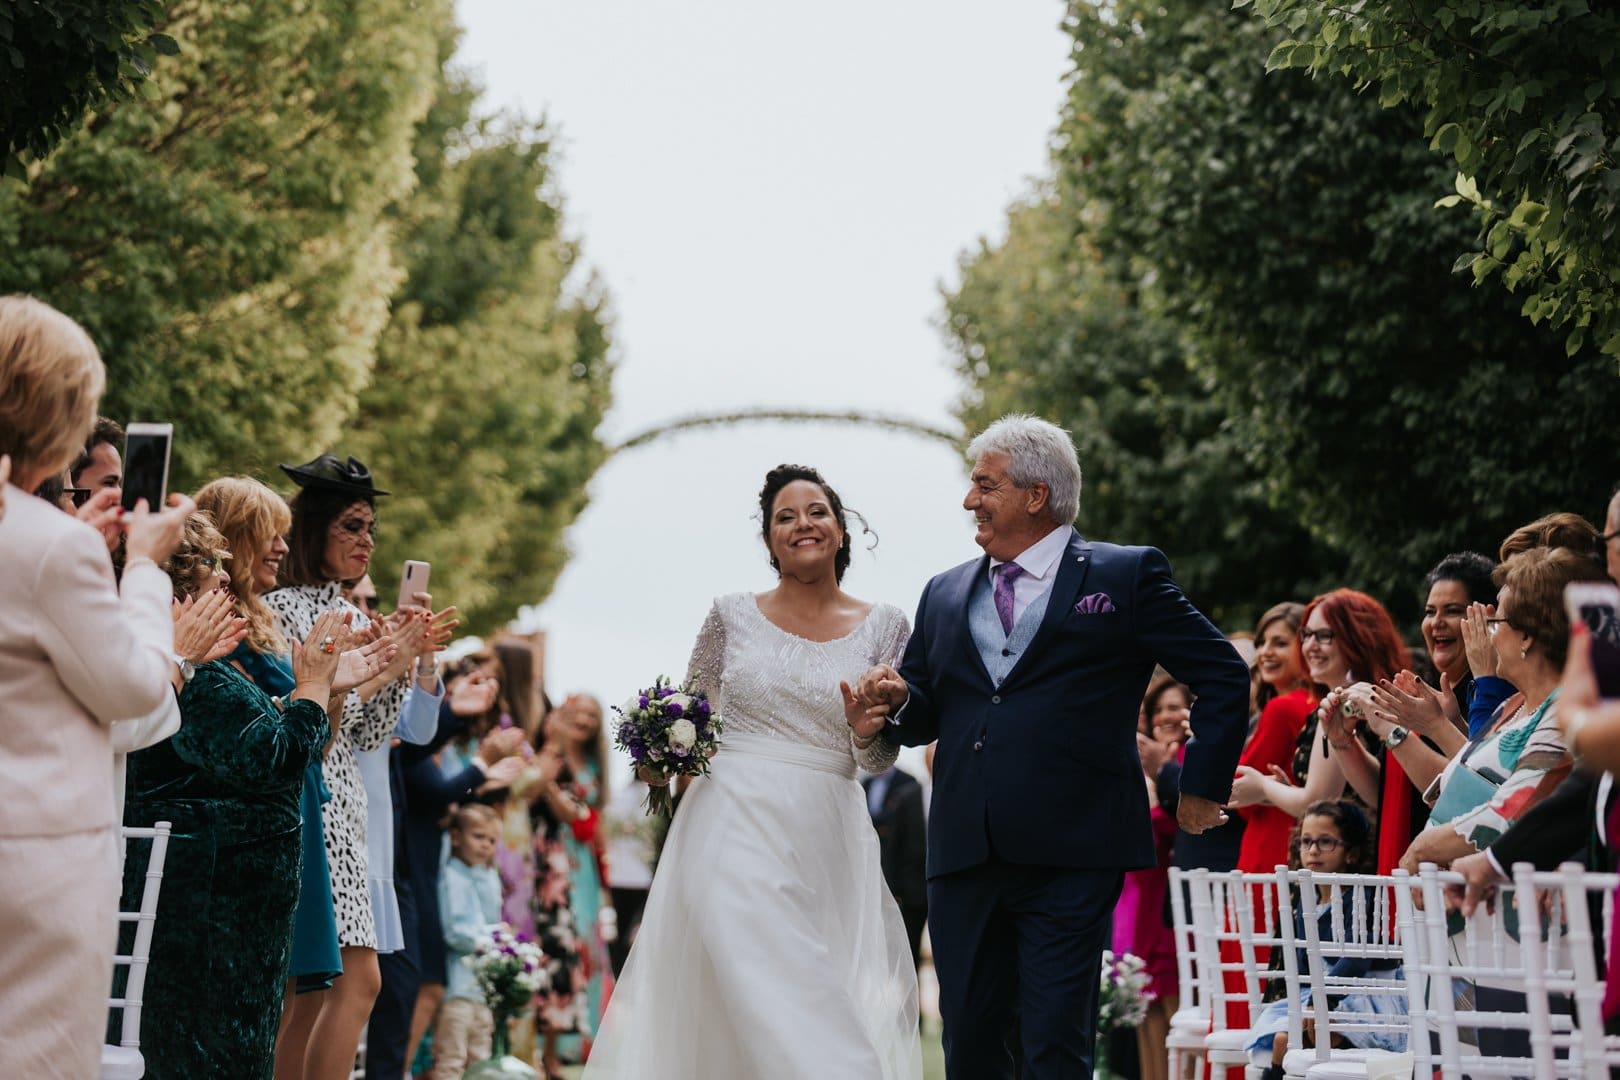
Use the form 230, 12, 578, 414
929, 860, 1123, 1080
365, 878, 420, 1080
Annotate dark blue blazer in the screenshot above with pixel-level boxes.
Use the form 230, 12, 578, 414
888, 532, 1249, 879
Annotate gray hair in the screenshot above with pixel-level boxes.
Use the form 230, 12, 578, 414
967, 414, 1083, 524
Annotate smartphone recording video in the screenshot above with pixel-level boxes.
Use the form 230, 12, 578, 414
1565, 582, 1620, 700
120, 423, 173, 514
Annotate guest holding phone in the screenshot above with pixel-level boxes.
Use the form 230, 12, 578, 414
266, 453, 440, 1080
0, 294, 192, 1079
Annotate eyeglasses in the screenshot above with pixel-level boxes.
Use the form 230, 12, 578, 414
1299, 836, 1343, 852
353, 595, 380, 614
199, 555, 227, 572
1604, 529, 1619, 544
1485, 617, 1514, 636
1299, 629, 1335, 645
67, 486, 93, 508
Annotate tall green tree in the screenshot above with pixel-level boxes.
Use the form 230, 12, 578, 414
948, 0, 1620, 624
1, 0, 175, 174
0, 0, 445, 485
352, 59, 613, 634
945, 186, 1327, 628
1242, 0, 1620, 356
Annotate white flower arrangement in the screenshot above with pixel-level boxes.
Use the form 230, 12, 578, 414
1097, 949, 1155, 1031
466, 923, 549, 1016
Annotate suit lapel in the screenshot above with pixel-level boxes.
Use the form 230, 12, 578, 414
945, 556, 994, 687
1001, 533, 1093, 689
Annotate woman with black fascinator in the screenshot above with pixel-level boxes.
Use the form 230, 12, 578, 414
583, 464, 923, 1079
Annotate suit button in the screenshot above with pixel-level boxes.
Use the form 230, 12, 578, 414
1001, 648, 1011, 657
991, 695, 1001, 704
973, 740, 984, 751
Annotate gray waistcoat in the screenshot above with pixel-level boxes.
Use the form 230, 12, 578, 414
968, 567, 1056, 687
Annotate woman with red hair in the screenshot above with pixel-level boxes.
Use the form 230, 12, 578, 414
1230, 589, 1415, 872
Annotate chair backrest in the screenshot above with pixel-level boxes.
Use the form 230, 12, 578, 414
108, 821, 173, 1050
1415, 861, 1598, 1079
1515, 861, 1620, 1077
1188, 868, 1292, 1034
1168, 866, 1202, 1013
1292, 868, 1428, 1073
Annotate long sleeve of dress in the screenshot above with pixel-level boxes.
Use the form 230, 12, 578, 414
171, 664, 329, 791
1469, 676, 1516, 740
851, 607, 907, 772
685, 601, 727, 700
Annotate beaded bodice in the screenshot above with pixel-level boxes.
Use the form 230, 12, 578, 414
685, 593, 909, 772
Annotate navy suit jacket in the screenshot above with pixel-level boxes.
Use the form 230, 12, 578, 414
888, 532, 1249, 879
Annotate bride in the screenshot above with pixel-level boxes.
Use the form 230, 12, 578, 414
582, 464, 922, 1079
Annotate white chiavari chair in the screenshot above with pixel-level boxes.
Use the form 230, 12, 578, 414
103, 821, 173, 1080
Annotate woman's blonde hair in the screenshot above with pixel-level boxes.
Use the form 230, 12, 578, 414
0, 296, 106, 479
195, 477, 291, 655
164, 512, 232, 602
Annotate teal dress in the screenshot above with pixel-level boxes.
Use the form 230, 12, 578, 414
230, 642, 343, 992
558, 760, 612, 1061
119, 661, 329, 1079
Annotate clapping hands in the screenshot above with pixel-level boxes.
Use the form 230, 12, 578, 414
172, 590, 248, 666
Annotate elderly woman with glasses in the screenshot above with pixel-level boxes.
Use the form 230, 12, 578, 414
120, 511, 386, 1078
1398, 545, 1609, 873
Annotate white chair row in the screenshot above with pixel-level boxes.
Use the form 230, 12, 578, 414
1168, 863, 1620, 1080
105, 821, 173, 1080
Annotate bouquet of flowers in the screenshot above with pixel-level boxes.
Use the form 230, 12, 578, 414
467, 923, 548, 1018
1096, 949, 1155, 1032
613, 675, 722, 816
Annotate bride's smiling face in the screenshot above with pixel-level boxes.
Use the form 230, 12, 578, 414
769, 480, 844, 579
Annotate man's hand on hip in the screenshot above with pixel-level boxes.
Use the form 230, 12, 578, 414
1177, 793, 1229, 835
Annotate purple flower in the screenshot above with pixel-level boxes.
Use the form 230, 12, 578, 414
666, 702, 684, 718
696, 700, 711, 718
638, 695, 649, 709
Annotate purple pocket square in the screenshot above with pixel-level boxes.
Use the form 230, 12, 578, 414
1074, 592, 1117, 615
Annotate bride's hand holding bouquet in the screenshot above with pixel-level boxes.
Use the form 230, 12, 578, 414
613, 676, 722, 815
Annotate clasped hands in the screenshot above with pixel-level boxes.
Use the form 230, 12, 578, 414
840, 664, 908, 743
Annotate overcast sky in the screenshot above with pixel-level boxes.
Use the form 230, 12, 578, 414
453, 0, 1073, 783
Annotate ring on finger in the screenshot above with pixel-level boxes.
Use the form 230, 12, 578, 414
321, 636, 336, 655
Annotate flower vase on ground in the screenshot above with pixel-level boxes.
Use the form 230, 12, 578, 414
463, 1011, 538, 1080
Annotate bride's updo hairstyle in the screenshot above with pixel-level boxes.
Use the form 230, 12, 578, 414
758, 464, 873, 584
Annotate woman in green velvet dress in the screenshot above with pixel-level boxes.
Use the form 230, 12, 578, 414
120, 517, 384, 1080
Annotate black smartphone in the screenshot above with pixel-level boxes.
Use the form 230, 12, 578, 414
1565, 582, 1620, 699
120, 423, 173, 514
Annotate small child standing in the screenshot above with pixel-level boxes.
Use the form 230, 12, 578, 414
432, 804, 505, 1080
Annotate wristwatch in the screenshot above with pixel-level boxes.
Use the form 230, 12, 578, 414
1383, 726, 1409, 749
173, 654, 195, 684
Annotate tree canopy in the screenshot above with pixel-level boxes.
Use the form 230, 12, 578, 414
1, 0, 175, 176
1242, 0, 1620, 357
945, 0, 1620, 628
1, 0, 615, 633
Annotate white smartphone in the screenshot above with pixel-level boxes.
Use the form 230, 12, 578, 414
120, 422, 173, 514
398, 559, 431, 612
1564, 581, 1620, 700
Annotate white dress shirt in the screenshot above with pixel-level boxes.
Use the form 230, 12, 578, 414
987, 525, 1075, 626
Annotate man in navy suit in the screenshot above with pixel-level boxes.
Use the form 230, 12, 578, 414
850, 414, 1249, 1078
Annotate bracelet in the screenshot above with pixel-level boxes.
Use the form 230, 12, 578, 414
853, 732, 876, 750
1327, 738, 1354, 751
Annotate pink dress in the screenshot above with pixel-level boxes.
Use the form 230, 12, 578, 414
1111, 799, 1179, 998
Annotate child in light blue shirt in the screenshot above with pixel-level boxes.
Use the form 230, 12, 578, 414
431, 804, 504, 1080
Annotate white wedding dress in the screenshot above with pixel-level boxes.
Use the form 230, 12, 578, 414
582, 593, 923, 1079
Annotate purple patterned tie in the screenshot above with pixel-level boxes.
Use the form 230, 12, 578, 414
994, 563, 1025, 635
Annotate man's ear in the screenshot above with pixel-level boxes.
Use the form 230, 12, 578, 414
1025, 482, 1050, 517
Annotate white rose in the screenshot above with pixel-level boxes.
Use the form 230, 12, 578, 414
667, 718, 698, 752
662, 692, 693, 716
619, 696, 642, 718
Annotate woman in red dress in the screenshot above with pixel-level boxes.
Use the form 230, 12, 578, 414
1230, 603, 1313, 875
